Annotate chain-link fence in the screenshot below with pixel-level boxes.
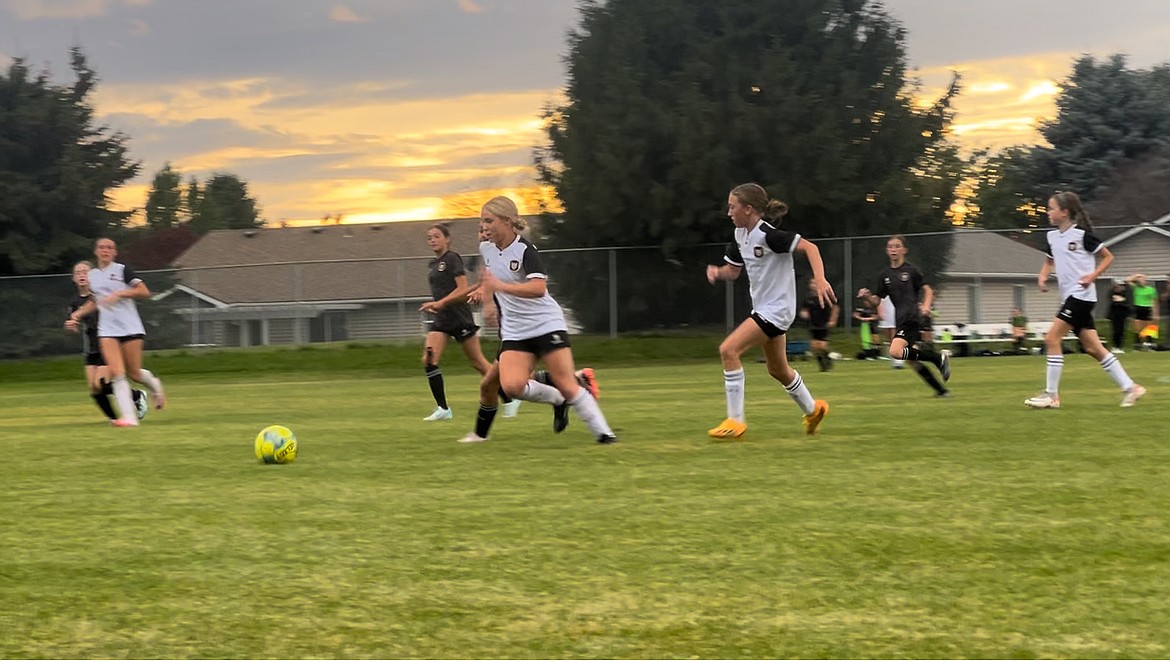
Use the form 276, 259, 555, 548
3, 226, 1165, 359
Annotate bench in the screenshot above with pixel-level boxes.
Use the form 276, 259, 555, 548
935, 322, 1077, 355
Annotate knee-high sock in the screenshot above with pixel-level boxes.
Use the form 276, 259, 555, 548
568, 389, 613, 437
474, 404, 498, 439
724, 368, 745, 421
111, 376, 136, 422
425, 364, 447, 409
521, 380, 565, 405
902, 346, 941, 366
91, 390, 117, 420
1045, 355, 1064, 394
136, 368, 162, 395
1098, 354, 1134, 391
783, 371, 816, 415
913, 364, 947, 395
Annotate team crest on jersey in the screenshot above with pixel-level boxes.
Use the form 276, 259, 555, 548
1067, 242, 1078, 252
509, 259, 521, 272
899, 272, 910, 281
753, 245, 764, 258
437, 261, 447, 272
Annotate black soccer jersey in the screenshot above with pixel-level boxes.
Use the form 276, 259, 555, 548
427, 251, 475, 329
69, 292, 99, 356
873, 262, 926, 328
803, 295, 832, 329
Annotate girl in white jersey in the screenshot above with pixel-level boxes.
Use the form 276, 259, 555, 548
1024, 192, 1145, 409
705, 183, 835, 439
458, 196, 616, 444
69, 238, 166, 426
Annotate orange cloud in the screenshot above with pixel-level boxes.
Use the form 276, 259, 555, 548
457, 0, 485, 14
328, 4, 364, 23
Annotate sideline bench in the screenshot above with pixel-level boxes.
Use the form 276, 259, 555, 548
935, 322, 1077, 355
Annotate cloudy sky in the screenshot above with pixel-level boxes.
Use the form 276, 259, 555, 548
2, 0, 1169, 225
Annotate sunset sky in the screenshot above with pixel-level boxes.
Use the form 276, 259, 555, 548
2, 0, 1169, 225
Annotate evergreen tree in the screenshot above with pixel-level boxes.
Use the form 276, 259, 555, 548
144, 162, 184, 229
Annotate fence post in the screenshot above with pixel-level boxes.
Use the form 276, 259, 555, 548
843, 237, 853, 331
608, 249, 618, 338
724, 279, 734, 333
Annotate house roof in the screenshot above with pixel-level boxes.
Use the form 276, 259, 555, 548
942, 229, 1047, 277
1101, 211, 1170, 247
170, 218, 515, 305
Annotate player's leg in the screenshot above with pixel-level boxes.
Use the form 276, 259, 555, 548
1080, 325, 1144, 406
123, 339, 164, 410
461, 361, 503, 443
422, 331, 453, 420
100, 337, 137, 426
763, 334, 827, 434
708, 318, 766, 438
1026, 316, 1072, 408
544, 347, 615, 443
87, 363, 116, 421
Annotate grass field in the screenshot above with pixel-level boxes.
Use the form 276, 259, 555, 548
2, 343, 1170, 658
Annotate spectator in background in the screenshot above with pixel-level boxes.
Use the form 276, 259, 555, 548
853, 295, 880, 360
1010, 307, 1029, 354
1127, 273, 1158, 349
1107, 280, 1130, 354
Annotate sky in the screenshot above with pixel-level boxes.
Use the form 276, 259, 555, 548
2, 0, 1169, 226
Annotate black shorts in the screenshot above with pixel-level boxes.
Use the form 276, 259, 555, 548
426, 321, 479, 343
1134, 306, 1153, 322
85, 352, 104, 367
500, 330, 572, 357
750, 312, 787, 339
1056, 297, 1096, 333
810, 328, 829, 342
100, 334, 147, 343
894, 320, 923, 346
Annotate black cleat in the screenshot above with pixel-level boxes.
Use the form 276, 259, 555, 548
553, 401, 570, 433
597, 433, 617, 444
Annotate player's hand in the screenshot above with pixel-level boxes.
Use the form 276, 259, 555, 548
419, 301, 438, 313
64, 318, 78, 332
812, 278, 836, 308
467, 289, 483, 305
857, 287, 871, 299
706, 264, 720, 284
1077, 274, 1094, 288
1037, 277, 1048, 292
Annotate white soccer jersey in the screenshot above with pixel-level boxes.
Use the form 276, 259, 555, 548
480, 236, 568, 341
1044, 226, 1103, 302
723, 221, 802, 330
88, 262, 147, 337
878, 296, 896, 328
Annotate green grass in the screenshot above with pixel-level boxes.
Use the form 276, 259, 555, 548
2, 347, 1169, 658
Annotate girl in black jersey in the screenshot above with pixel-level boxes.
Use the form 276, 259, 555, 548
858, 235, 952, 396
418, 223, 497, 421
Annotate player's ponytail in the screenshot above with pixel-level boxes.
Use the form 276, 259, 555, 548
1052, 191, 1093, 232
731, 183, 789, 221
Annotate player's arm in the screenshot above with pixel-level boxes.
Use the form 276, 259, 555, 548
919, 283, 934, 315
1080, 246, 1113, 288
706, 262, 742, 283
795, 239, 835, 307
423, 275, 475, 312
828, 303, 840, 328
1037, 257, 1055, 292
69, 299, 96, 324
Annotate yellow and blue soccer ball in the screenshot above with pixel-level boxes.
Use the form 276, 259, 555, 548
254, 425, 298, 464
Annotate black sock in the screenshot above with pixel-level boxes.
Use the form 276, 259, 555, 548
475, 404, 498, 438
425, 364, 447, 409
903, 346, 941, 366
914, 364, 947, 395
101, 378, 113, 395
91, 391, 117, 419
498, 387, 513, 404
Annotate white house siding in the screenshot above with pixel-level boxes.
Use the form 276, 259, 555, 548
935, 279, 1065, 326
346, 303, 430, 340
267, 319, 298, 345
1103, 232, 1170, 279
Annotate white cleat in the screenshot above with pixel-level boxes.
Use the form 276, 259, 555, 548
1024, 392, 1060, 409
1120, 384, 1146, 408
423, 407, 453, 421
500, 400, 522, 418
458, 433, 488, 443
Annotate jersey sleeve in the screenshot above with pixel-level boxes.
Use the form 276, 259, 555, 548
1041, 233, 1054, 258
446, 252, 466, 277
763, 227, 800, 254
123, 264, 141, 286
723, 240, 743, 267
911, 265, 926, 291
1083, 232, 1103, 253
521, 244, 547, 280
873, 271, 889, 299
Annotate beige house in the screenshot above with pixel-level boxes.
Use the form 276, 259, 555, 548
1098, 212, 1170, 280
164, 218, 488, 346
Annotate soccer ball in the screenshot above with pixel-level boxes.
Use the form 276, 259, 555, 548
133, 390, 149, 421
254, 425, 298, 464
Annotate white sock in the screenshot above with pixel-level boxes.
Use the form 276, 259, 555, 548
112, 377, 138, 424
1045, 355, 1064, 394
136, 368, 163, 394
521, 380, 565, 405
723, 368, 745, 421
1098, 354, 1134, 391
784, 371, 816, 415
568, 389, 613, 437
